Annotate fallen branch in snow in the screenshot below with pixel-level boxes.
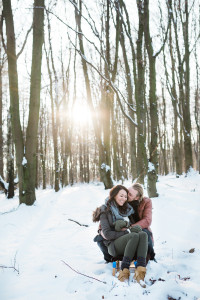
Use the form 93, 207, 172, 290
61, 260, 107, 284
0, 253, 19, 274
0, 264, 19, 274
109, 282, 117, 292
149, 278, 165, 285
68, 218, 89, 227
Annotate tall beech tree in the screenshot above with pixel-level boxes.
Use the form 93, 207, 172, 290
143, 0, 171, 197
3, 0, 44, 205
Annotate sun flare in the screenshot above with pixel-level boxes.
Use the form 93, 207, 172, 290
71, 102, 92, 126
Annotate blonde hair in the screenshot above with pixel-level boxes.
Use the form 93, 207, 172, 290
131, 183, 144, 202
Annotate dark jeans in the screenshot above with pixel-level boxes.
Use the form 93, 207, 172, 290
142, 228, 155, 260
94, 234, 113, 262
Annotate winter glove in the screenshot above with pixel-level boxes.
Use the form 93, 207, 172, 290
114, 220, 128, 231
130, 225, 142, 233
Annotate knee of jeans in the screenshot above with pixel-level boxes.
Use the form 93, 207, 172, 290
139, 231, 148, 239
129, 232, 139, 240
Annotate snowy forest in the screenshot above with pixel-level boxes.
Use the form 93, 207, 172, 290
1, 1, 200, 300
0, 0, 199, 205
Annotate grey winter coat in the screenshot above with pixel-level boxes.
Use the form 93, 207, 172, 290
99, 205, 128, 257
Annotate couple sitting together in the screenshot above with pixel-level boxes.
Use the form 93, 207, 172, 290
93, 183, 155, 286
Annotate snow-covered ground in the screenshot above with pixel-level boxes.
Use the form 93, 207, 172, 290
0, 171, 200, 300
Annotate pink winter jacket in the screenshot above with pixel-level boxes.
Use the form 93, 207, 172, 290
133, 197, 153, 236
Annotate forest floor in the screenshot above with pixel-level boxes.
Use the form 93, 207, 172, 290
0, 170, 200, 300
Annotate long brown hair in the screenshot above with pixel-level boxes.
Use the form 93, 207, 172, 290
107, 185, 129, 214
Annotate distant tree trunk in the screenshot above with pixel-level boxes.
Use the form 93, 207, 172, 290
79, 133, 84, 182
161, 87, 169, 175
111, 105, 122, 181
170, 0, 193, 173
194, 88, 200, 172
163, 10, 182, 176
84, 130, 90, 183
194, 31, 200, 173
0, 60, 3, 178
7, 111, 15, 198
102, 0, 111, 170
45, 12, 60, 192
181, 1, 193, 172
168, 22, 182, 175
35, 136, 39, 188
39, 109, 46, 189
3, 0, 44, 205
60, 50, 71, 187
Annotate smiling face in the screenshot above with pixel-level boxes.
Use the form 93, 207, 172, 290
114, 189, 128, 206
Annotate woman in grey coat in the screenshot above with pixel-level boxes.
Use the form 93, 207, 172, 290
93, 185, 148, 286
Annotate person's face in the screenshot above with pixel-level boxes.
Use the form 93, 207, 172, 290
128, 187, 139, 202
114, 189, 128, 206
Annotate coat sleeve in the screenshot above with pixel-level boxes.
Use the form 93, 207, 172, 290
100, 212, 127, 241
133, 198, 152, 229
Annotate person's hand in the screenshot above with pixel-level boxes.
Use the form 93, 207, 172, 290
130, 225, 142, 233
114, 220, 128, 231
120, 227, 128, 232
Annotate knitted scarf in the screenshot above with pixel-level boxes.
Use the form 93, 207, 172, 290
105, 198, 134, 223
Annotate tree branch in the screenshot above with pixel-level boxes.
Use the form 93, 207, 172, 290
154, 2, 172, 58
68, 218, 89, 227
61, 260, 107, 284
69, 37, 137, 125
45, 6, 137, 126
0, 10, 7, 52
0, 253, 19, 274
16, 23, 33, 59
0, 264, 19, 274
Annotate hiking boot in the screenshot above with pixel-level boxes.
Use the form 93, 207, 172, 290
118, 268, 130, 282
134, 266, 146, 288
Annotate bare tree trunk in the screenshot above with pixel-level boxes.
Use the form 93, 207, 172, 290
181, 1, 193, 171
136, 0, 148, 184
45, 18, 60, 192
170, 0, 193, 173
39, 109, 46, 189
0, 60, 3, 178
7, 111, 15, 198
111, 104, 122, 181
161, 87, 169, 175
3, 0, 44, 205
168, 20, 182, 175
143, 0, 158, 197
194, 31, 200, 173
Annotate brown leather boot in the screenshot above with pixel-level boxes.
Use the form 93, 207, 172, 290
118, 268, 130, 282
134, 266, 146, 288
